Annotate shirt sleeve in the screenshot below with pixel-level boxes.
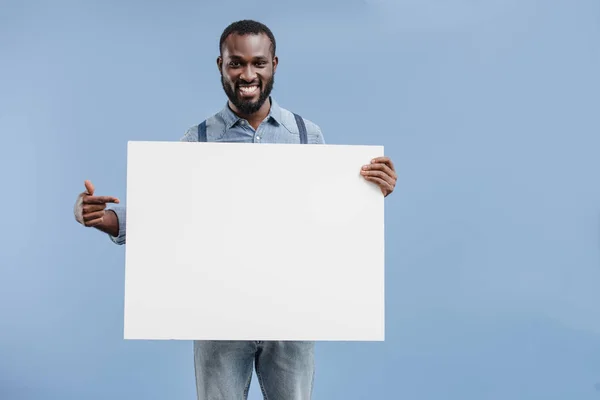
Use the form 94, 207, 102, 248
107, 206, 127, 245
304, 119, 325, 144
313, 125, 325, 144
181, 125, 199, 142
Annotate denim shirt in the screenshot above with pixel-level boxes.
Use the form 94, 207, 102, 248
108, 98, 325, 245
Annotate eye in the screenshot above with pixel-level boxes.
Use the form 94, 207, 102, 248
255, 61, 268, 67
229, 61, 241, 68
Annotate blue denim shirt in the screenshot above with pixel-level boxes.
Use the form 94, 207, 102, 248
108, 98, 325, 245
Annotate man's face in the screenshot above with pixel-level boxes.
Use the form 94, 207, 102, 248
218, 33, 277, 115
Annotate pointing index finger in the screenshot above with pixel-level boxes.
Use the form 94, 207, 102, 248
83, 195, 120, 205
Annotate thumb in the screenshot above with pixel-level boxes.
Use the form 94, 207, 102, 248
84, 180, 95, 195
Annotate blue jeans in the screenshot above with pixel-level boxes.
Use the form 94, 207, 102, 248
193, 340, 315, 400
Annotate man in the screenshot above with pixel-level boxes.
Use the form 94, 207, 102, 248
74, 20, 397, 400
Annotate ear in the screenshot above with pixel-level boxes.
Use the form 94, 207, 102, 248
217, 56, 223, 72
272, 55, 279, 73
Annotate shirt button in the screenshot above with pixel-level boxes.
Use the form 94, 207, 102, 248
256, 136, 261, 141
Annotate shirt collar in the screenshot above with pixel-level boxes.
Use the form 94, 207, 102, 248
219, 97, 282, 129
268, 98, 283, 125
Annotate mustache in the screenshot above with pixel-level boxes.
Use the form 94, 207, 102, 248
236, 80, 261, 88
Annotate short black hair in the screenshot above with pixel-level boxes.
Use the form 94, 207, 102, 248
219, 20, 276, 58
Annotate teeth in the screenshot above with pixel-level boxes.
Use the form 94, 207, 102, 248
240, 86, 258, 93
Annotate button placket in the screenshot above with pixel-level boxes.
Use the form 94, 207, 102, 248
255, 125, 262, 142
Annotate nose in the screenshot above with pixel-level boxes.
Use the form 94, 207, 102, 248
240, 65, 257, 82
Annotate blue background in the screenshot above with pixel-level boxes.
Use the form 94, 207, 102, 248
2, 0, 600, 399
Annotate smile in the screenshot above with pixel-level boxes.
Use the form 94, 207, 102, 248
238, 85, 259, 95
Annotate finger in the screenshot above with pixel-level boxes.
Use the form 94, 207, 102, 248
83, 203, 106, 213
83, 195, 120, 205
362, 163, 397, 180
84, 217, 104, 227
361, 168, 396, 187
84, 180, 95, 195
364, 176, 394, 195
371, 157, 395, 172
83, 210, 105, 222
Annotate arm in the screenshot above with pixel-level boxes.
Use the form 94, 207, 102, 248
302, 118, 325, 145
103, 206, 126, 245
74, 180, 125, 244
93, 209, 119, 237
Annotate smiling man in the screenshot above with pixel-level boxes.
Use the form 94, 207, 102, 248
74, 20, 397, 400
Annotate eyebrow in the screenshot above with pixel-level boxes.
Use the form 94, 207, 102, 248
228, 55, 269, 61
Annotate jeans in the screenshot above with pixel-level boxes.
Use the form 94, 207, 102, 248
193, 340, 315, 400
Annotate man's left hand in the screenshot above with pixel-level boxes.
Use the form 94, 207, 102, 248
360, 156, 397, 197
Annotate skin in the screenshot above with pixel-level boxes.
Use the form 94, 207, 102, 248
75, 32, 397, 234
361, 157, 397, 197
77, 180, 120, 236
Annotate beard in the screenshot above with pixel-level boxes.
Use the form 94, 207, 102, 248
221, 74, 275, 115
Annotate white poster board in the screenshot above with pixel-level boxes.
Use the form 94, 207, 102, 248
123, 141, 385, 341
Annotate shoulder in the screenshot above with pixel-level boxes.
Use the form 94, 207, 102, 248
180, 113, 223, 142
279, 106, 326, 144
180, 124, 199, 142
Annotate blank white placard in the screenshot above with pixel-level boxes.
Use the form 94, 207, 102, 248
123, 141, 385, 341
